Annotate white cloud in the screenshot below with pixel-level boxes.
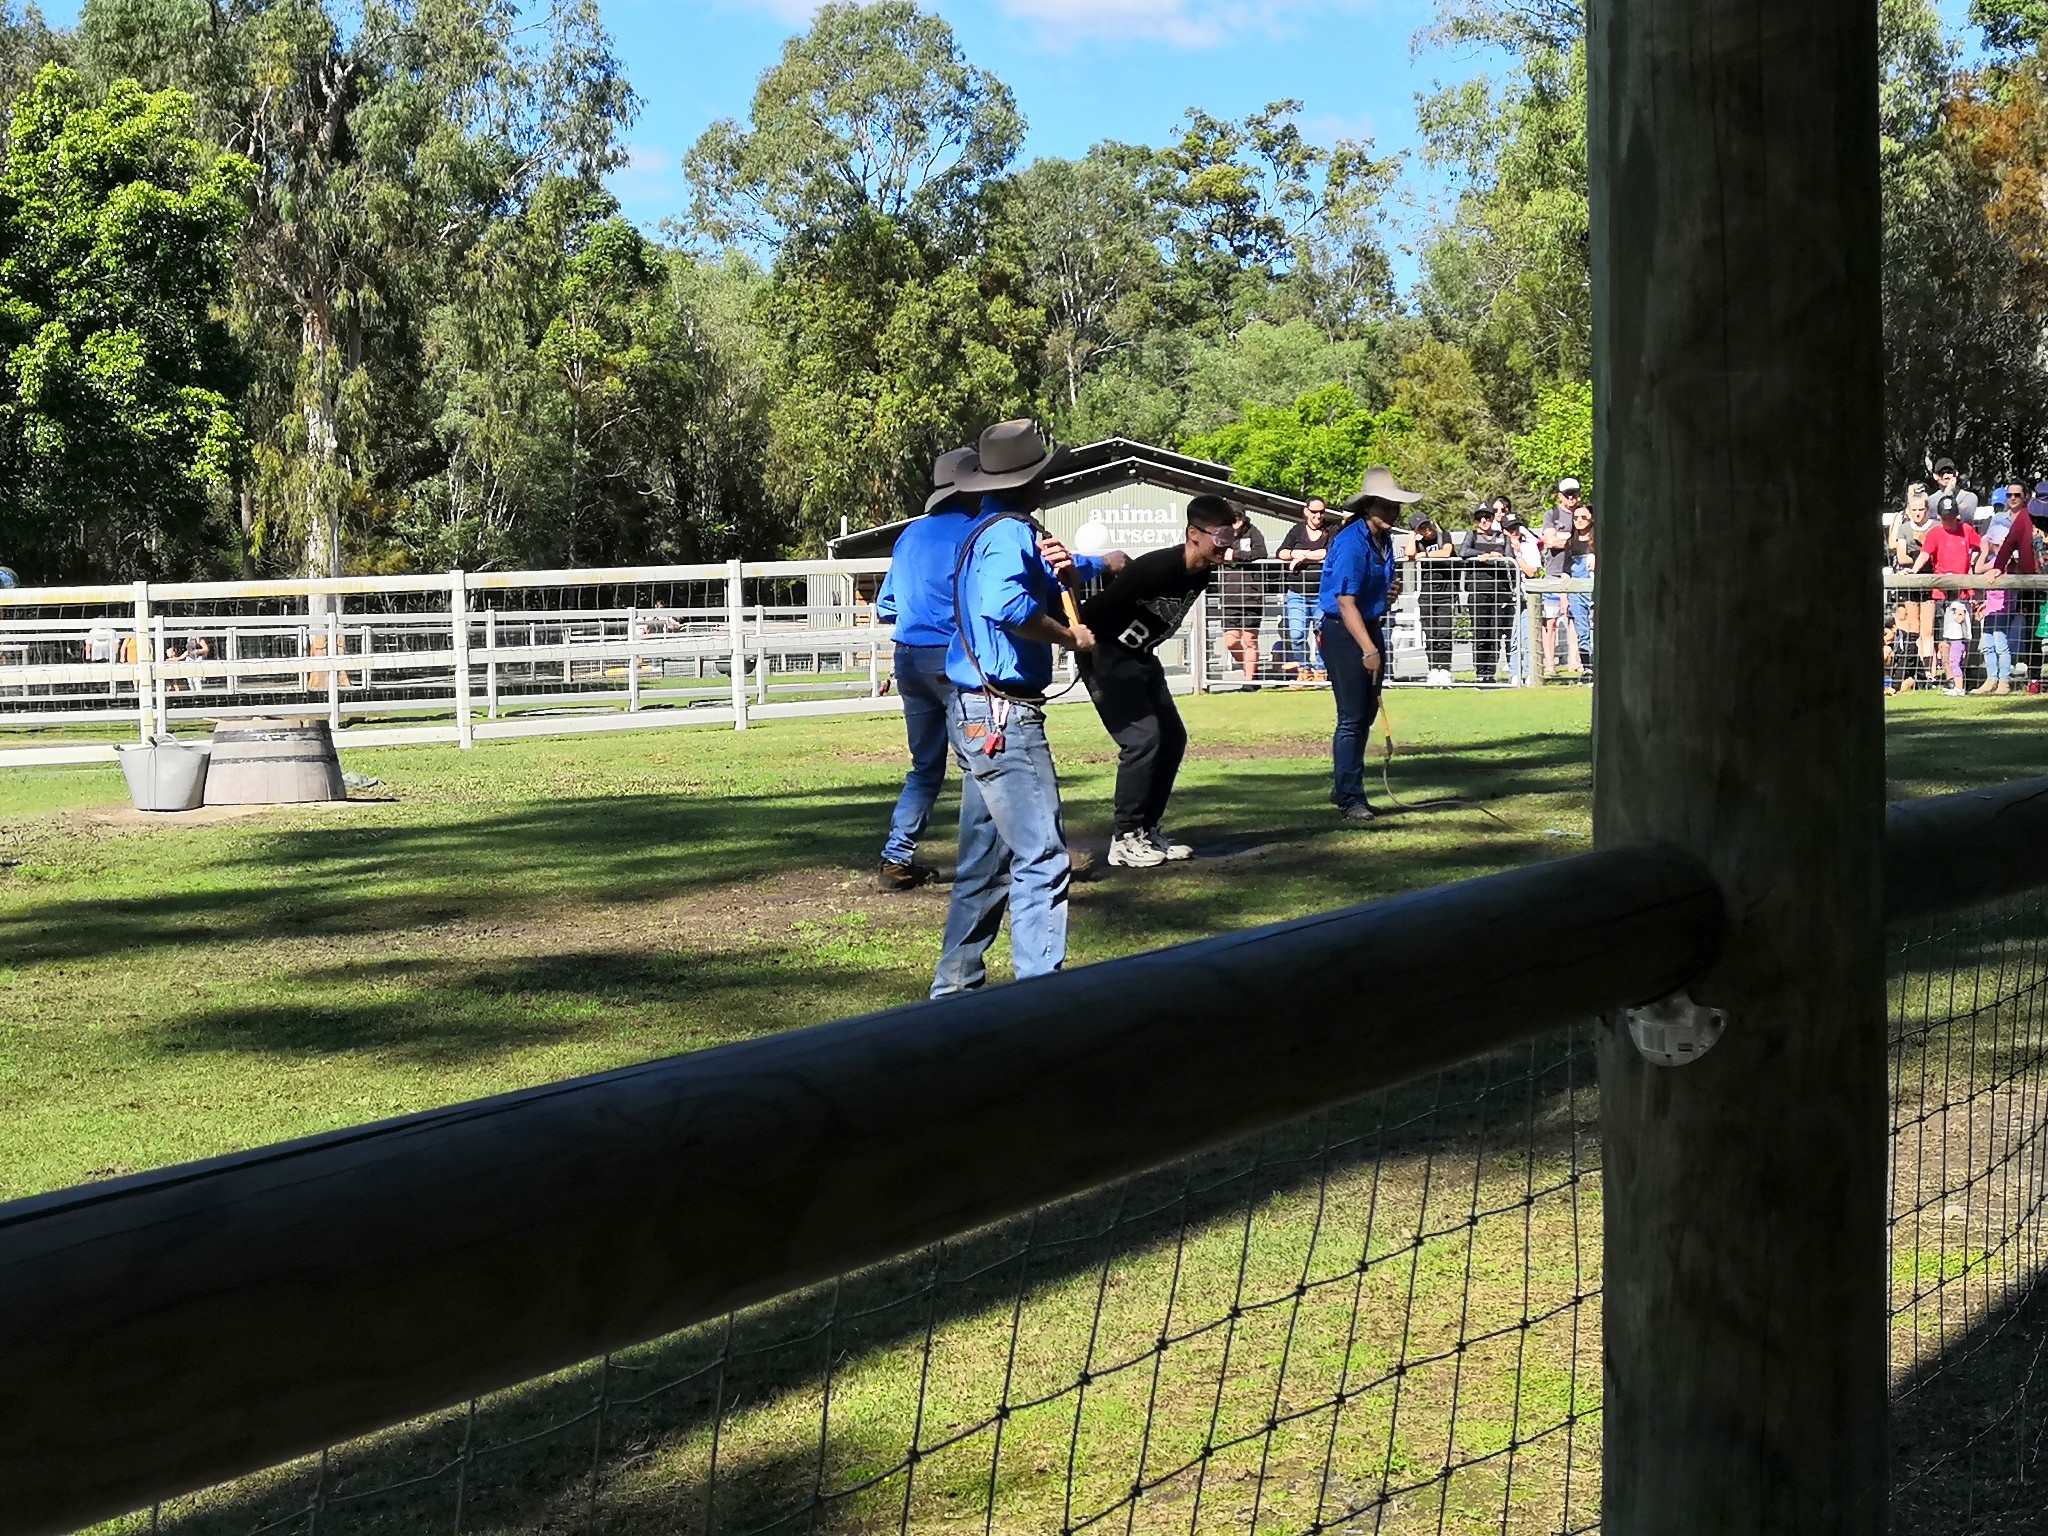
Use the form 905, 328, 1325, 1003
992, 0, 1372, 49
608, 143, 683, 214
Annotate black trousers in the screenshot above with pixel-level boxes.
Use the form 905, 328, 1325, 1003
1082, 645, 1187, 834
1416, 562, 1458, 672
1467, 565, 1515, 681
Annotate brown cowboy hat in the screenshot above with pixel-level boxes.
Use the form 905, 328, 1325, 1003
924, 446, 978, 513
1341, 466, 1424, 512
952, 420, 1069, 496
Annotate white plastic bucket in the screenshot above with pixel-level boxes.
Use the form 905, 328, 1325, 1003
116, 739, 211, 813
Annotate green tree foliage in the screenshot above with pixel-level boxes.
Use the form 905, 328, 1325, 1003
1183, 380, 1391, 501
1510, 378, 1592, 502
762, 211, 1041, 540
0, 65, 252, 581
687, 0, 1021, 252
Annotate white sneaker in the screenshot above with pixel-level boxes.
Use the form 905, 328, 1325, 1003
1146, 825, 1194, 861
1108, 830, 1168, 868
1943, 686, 1964, 697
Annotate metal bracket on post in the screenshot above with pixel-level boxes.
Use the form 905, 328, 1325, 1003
449, 569, 473, 751
726, 559, 749, 731
1624, 989, 1728, 1067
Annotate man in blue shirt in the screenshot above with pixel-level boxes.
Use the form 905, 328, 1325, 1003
1319, 467, 1420, 821
933, 420, 1118, 997
873, 447, 977, 891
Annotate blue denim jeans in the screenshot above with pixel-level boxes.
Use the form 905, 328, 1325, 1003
1279, 590, 1318, 672
1566, 592, 1594, 669
931, 691, 1070, 996
1984, 612, 2017, 681
1320, 614, 1384, 809
882, 644, 953, 866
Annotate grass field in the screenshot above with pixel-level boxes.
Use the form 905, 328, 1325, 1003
3, 686, 2039, 1534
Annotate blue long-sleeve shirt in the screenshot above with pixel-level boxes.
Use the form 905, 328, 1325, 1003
946, 496, 1107, 694
875, 505, 975, 647
1318, 518, 1397, 621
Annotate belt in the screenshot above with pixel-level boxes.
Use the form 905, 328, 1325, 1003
957, 687, 1047, 706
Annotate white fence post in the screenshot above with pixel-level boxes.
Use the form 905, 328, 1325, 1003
152, 614, 168, 731
626, 609, 641, 713
450, 569, 474, 750
755, 603, 768, 706
1190, 590, 1209, 695
485, 609, 499, 719
727, 559, 749, 731
326, 608, 342, 732
132, 579, 154, 742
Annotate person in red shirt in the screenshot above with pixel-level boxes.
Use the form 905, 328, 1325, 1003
1915, 493, 1985, 695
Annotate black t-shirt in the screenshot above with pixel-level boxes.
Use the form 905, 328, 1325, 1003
1276, 521, 1332, 595
1216, 520, 1268, 607
1081, 544, 1212, 657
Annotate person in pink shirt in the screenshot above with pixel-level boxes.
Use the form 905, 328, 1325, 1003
1915, 493, 1984, 695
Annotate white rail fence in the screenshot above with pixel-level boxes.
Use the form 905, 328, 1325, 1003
3, 565, 2042, 767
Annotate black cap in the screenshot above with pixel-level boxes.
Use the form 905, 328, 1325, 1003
1936, 492, 1962, 518
1502, 513, 1525, 531
1408, 511, 1434, 531
1933, 458, 1957, 475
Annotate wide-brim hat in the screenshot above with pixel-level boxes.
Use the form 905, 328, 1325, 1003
953, 420, 1069, 495
1341, 465, 1423, 513
924, 446, 978, 513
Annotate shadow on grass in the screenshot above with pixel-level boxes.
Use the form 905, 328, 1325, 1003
1, 729, 1597, 973
144, 1031, 1601, 1536
149, 948, 915, 1065
1892, 1273, 2048, 1533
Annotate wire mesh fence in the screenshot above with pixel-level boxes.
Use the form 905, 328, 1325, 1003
1888, 886, 2048, 1531
63, 883, 2048, 1535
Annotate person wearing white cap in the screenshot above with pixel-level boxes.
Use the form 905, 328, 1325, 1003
1541, 477, 1587, 674
1319, 467, 1419, 821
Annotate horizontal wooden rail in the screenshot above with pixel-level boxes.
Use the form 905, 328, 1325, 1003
1885, 777, 2048, 922
0, 845, 1719, 1536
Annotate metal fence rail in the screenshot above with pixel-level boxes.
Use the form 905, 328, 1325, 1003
14, 565, 2045, 767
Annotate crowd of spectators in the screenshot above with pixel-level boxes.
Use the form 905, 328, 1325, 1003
1886, 462, 2047, 697
1214, 477, 1596, 686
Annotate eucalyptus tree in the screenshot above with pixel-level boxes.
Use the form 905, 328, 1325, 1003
79, 0, 635, 576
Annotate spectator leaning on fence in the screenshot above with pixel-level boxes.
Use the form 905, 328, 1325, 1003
1408, 509, 1457, 686
1458, 503, 1516, 684
1977, 488, 2020, 695
1079, 496, 1235, 869
934, 420, 1116, 998
1275, 497, 1333, 684
1562, 503, 1595, 675
871, 446, 979, 892
1540, 478, 1585, 675
1320, 467, 1417, 822
1502, 508, 1543, 685
1214, 503, 1269, 691
1890, 483, 1935, 691
1915, 492, 1983, 697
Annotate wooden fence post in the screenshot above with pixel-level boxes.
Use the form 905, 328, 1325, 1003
449, 570, 473, 751
1588, 1, 1886, 1531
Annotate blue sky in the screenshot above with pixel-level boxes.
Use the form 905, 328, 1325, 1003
39, 0, 1986, 270
602, 0, 1470, 246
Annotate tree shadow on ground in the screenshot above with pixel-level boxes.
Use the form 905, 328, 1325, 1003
1892, 1274, 2048, 1532
1, 728, 1596, 973
145, 1029, 1600, 1536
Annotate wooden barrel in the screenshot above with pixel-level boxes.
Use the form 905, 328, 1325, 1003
203, 719, 345, 805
